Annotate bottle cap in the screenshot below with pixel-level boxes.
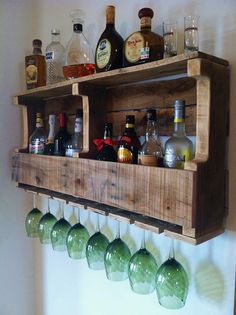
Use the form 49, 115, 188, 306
174, 99, 185, 121
126, 115, 135, 124
51, 28, 60, 35
138, 8, 154, 19
147, 109, 156, 120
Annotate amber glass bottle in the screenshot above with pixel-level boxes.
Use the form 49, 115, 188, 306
124, 8, 164, 67
25, 39, 46, 89
95, 6, 124, 72
117, 115, 141, 164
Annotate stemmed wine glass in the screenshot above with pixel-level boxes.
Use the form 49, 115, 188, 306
128, 229, 158, 294
25, 194, 43, 238
66, 207, 90, 259
156, 239, 189, 309
51, 202, 71, 251
104, 220, 131, 281
38, 197, 57, 244
86, 213, 109, 270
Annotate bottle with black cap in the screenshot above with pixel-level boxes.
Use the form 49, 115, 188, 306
138, 109, 163, 167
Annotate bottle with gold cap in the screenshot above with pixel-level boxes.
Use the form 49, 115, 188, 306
124, 8, 164, 67
95, 5, 124, 72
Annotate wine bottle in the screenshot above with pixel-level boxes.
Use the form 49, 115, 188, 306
117, 115, 141, 164
124, 8, 164, 67
95, 5, 124, 72
44, 114, 56, 155
65, 109, 83, 157
54, 112, 71, 156
29, 113, 47, 154
138, 109, 163, 166
164, 100, 194, 169
95, 123, 117, 162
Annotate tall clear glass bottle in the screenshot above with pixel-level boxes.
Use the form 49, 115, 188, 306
45, 29, 65, 85
138, 109, 163, 167
63, 9, 95, 79
164, 100, 194, 169
29, 113, 47, 154
44, 114, 56, 155
65, 109, 83, 157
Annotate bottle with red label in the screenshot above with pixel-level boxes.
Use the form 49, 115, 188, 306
123, 8, 164, 67
117, 115, 141, 164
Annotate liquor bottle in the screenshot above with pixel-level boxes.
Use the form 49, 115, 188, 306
29, 113, 47, 154
95, 123, 117, 162
117, 115, 141, 164
123, 8, 164, 67
164, 99, 194, 169
44, 114, 56, 155
138, 109, 163, 166
65, 109, 83, 157
45, 29, 65, 85
25, 39, 46, 89
95, 5, 124, 72
54, 112, 71, 156
63, 9, 95, 79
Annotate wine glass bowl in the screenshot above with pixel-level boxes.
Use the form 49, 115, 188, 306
67, 222, 90, 259
156, 240, 189, 309
86, 231, 109, 270
51, 217, 71, 251
38, 212, 57, 244
25, 195, 43, 238
128, 247, 158, 294
104, 237, 131, 281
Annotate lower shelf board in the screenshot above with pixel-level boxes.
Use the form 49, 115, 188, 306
16, 183, 224, 245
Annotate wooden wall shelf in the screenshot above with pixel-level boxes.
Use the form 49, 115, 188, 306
11, 52, 230, 244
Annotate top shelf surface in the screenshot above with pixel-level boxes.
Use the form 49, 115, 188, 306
14, 51, 229, 104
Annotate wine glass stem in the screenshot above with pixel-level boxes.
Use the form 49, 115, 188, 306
77, 207, 80, 223
33, 194, 36, 208
96, 213, 100, 232
141, 229, 146, 249
169, 238, 175, 259
116, 221, 120, 239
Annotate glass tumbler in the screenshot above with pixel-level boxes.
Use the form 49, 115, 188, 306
184, 15, 199, 53
163, 20, 177, 57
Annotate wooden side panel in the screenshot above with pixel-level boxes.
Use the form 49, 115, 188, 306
13, 153, 195, 227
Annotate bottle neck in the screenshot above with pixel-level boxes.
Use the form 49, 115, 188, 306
125, 123, 135, 134
140, 16, 152, 30
48, 116, 56, 141
106, 6, 115, 26
145, 119, 158, 140
33, 47, 42, 55
173, 104, 186, 136
74, 117, 83, 133
173, 121, 186, 136
104, 128, 112, 140
59, 114, 66, 129
52, 33, 61, 43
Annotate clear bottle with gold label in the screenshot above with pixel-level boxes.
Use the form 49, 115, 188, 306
124, 8, 164, 67
117, 115, 141, 164
95, 6, 124, 72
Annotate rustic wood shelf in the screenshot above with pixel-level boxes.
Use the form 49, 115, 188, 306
11, 51, 230, 244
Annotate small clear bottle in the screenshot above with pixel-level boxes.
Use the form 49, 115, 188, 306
65, 109, 83, 157
138, 109, 163, 166
164, 100, 194, 169
45, 29, 65, 85
29, 113, 47, 154
63, 9, 95, 79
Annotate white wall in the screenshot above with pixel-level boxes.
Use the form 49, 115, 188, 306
1, 0, 236, 314
0, 1, 34, 315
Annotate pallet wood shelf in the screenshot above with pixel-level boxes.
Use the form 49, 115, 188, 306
11, 52, 230, 244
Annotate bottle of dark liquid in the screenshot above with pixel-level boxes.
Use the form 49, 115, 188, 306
117, 115, 141, 164
25, 39, 46, 89
96, 123, 117, 162
95, 5, 124, 72
54, 112, 71, 156
124, 8, 164, 67
44, 114, 56, 155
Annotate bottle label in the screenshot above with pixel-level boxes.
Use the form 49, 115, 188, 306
140, 45, 150, 60
29, 141, 44, 154
96, 39, 111, 69
125, 32, 145, 63
117, 147, 132, 163
75, 118, 83, 133
138, 154, 157, 166
25, 63, 37, 84
45, 51, 63, 62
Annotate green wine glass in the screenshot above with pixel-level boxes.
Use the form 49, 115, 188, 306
38, 198, 57, 244
51, 202, 71, 251
104, 221, 131, 281
86, 214, 109, 270
25, 194, 43, 238
128, 230, 158, 294
156, 239, 189, 309
66, 207, 90, 259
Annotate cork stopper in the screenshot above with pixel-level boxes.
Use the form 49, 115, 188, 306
106, 5, 115, 24
138, 8, 154, 19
